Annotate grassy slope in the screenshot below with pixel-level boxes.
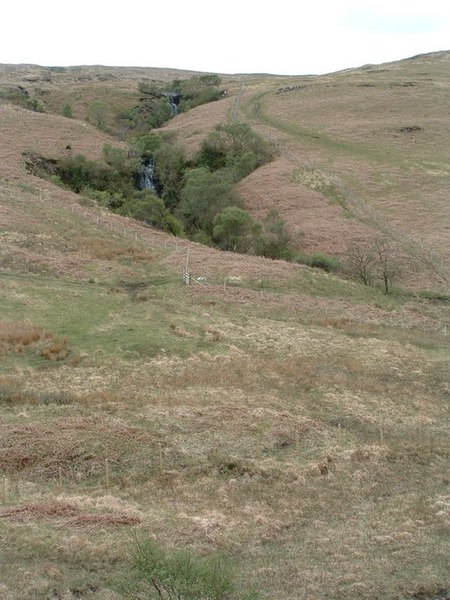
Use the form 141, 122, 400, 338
237, 52, 450, 289
0, 56, 449, 600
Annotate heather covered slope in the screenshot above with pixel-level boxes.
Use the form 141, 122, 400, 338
0, 55, 449, 600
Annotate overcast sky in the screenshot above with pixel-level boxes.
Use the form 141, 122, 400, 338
2, 0, 449, 75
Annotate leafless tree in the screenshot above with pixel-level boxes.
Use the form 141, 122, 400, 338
346, 241, 376, 286
347, 238, 403, 293
373, 237, 402, 294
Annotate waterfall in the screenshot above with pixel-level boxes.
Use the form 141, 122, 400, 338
138, 160, 157, 192
167, 93, 180, 116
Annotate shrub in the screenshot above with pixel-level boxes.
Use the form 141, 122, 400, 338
131, 133, 162, 160
86, 101, 110, 129
132, 538, 260, 600
177, 168, 241, 236
172, 74, 223, 112
118, 192, 183, 236
197, 122, 274, 181
307, 253, 341, 272
153, 143, 186, 210
62, 103, 73, 118
213, 206, 260, 252
56, 152, 137, 197
255, 209, 294, 260
0, 87, 45, 112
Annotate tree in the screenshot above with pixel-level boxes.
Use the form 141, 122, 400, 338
213, 207, 260, 252
131, 133, 162, 160
154, 143, 186, 210
256, 209, 293, 260
197, 122, 274, 181
119, 191, 183, 236
346, 238, 402, 293
176, 168, 241, 236
346, 241, 376, 285
373, 238, 402, 294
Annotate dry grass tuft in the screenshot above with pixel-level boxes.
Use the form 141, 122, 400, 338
0, 321, 47, 352
0, 321, 71, 361
40, 338, 70, 361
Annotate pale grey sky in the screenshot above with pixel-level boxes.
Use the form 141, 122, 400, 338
2, 0, 449, 74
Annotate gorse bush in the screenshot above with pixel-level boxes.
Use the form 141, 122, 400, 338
132, 538, 260, 600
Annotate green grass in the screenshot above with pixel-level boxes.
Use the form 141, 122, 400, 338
0, 270, 220, 368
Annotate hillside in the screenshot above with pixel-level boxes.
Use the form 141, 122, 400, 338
0, 54, 449, 600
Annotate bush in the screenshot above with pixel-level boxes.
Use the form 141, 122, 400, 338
86, 101, 110, 129
307, 253, 341, 272
131, 133, 162, 160
213, 206, 260, 252
56, 152, 138, 197
118, 192, 183, 236
255, 209, 294, 260
153, 143, 186, 210
62, 103, 73, 118
197, 123, 274, 181
132, 538, 260, 600
0, 87, 45, 112
177, 168, 241, 236
172, 74, 223, 112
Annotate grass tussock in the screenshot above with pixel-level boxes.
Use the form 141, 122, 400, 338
0, 320, 71, 361
0, 321, 46, 351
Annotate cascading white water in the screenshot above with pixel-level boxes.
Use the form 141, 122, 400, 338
139, 160, 157, 191
168, 93, 179, 116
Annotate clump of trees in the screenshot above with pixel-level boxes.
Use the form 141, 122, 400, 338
35, 118, 300, 259
197, 122, 274, 182
167, 73, 224, 112
346, 238, 403, 293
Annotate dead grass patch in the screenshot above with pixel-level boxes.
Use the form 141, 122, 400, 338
0, 386, 75, 406
0, 500, 140, 528
0, 320, 71, 361
0, 417, 149, 479
82, 238, 154, 262
0, 321, 47, 352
